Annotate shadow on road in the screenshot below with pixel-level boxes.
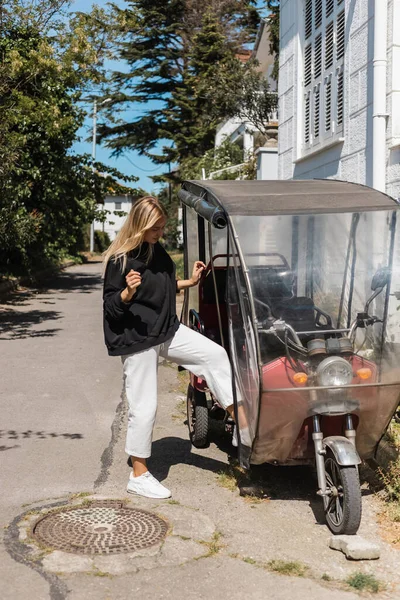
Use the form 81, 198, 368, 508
146, 436, 229, 482
0, 429, 84, 440
0, 307, 62, 340
51, 270, 103, 294
0, 268, 102, 339
0, 445, 20, 452
146, 434, 330, 526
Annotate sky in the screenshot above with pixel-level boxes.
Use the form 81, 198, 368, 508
70, 0, 167, 195
69, 0, 268, 195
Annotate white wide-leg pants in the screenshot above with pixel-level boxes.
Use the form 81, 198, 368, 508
121, 324, 234, 458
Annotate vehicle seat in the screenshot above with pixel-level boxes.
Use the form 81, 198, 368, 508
272, 296, 316, 332
250, 267, 331, 338
201, 269, 227, 304
250, 267, 295, 303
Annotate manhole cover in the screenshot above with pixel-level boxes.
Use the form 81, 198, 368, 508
32, 501, 168, 555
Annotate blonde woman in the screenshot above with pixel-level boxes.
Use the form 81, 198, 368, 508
103, 196, 236, 499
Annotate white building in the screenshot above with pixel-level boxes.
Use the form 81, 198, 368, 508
213, 19, 279, 180
278, 0, 400, 199
94, 194, 133, 241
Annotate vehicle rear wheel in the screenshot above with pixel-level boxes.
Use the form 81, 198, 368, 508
187, 384, 209, 448
324, 449, 362, 535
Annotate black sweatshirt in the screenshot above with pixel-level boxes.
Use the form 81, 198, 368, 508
103, 242, 179, 356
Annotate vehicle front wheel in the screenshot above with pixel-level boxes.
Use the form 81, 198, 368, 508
187, 384, 209, 448
324, 449, 362, 535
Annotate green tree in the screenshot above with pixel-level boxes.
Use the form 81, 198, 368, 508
204, 56, 277, 138
0, 2, 139, 276
266, 0, 280, 82
98, 0, 260, 166
180, 137, 244, 180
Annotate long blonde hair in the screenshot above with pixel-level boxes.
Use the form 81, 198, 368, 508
102, 196, 167, 274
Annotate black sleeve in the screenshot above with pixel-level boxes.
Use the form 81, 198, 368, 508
103, 259, 132, 322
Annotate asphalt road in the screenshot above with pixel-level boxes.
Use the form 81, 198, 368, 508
1, 262, 399, 600
0, 262, 122, 598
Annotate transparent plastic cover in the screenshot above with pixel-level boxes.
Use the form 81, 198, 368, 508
227, 211, 400, 464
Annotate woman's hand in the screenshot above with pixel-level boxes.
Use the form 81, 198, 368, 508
121, 270, 142, 303
190, 261, 206, 286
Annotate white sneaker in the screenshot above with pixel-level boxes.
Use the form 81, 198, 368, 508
232, 425, 252, 448
232, 426, 238, 447
127, 471, 172, 499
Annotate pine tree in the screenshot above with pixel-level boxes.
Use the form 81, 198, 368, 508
172, 10, 238, 160
98, 0, 259, 166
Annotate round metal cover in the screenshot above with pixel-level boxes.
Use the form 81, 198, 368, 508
32, 501, 168, 555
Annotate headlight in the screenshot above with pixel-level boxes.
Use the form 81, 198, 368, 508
316, 356, 353, 387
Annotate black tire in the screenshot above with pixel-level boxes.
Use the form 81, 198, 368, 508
187, 384, 209, 448
324, 449, 362, 535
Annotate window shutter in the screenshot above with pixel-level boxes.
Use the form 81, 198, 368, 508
325, 78, 332, 131
314, 85, 321, 139
315, 0, 323, 29
337, 10, 345, 60
314, 33, 322, 77
305, 93, 311, 144
337, 71, 344, 126
325, 21, 334, 69
305, 0, 313, 39
305, 44, 312, 86
302, 0, 345, 152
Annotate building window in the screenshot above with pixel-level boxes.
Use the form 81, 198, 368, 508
115, 202, 122, 210
302, 0, 345, 154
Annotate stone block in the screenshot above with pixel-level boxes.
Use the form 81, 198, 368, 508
329, 535, 380, 560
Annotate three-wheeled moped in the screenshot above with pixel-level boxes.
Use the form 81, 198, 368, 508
178, 179, 400, 535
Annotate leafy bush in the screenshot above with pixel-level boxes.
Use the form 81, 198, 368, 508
94, 230, 112, 253
346, 572, 382, 593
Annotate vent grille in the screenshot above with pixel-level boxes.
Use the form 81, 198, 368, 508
337, 71, 344, 126
326, 0, 334, 17
337, 10, 345, 60
325, 78, 332, 131
305, 44, 312, 86
314, 33, 322, 77
305, 93, 311, 144
325, 21, 334, 69
305, 0, 313, 39
315, 0, 323, 29
314, 85, 320, 139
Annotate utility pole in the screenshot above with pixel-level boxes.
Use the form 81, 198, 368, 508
89, 97, 111, 252
90, 99, 98, 253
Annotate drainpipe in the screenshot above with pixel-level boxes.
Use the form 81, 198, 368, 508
372, 0, 388, 192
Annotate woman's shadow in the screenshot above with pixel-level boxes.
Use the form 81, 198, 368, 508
129, 436, 229, 483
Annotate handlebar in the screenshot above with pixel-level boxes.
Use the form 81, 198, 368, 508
349, 313, 382, 340
259, 319, 303, 349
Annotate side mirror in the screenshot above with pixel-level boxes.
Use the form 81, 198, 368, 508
371, 267, 391, 291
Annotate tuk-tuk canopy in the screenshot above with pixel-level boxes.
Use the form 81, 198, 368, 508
181, 178, 400, 468
180, 179, 398, 219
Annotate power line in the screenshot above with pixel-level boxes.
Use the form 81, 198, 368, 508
122, 153, 164, 173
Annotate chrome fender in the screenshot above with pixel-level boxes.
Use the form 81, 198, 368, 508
323, 436, 361, 466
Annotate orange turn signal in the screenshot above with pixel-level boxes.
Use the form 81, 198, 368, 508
293, 372, 308, 386
357, 368, 372, 380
